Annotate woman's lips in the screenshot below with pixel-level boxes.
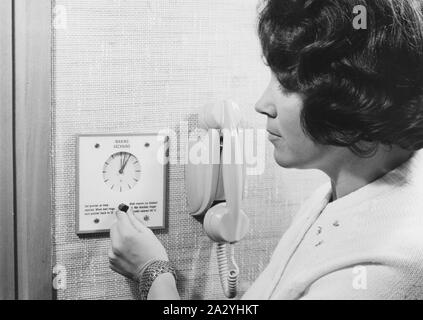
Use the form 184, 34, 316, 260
267, 130, 282, 140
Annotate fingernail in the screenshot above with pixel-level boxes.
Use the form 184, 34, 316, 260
118, 203, 129, 212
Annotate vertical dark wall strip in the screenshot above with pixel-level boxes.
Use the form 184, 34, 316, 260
14, 0, 52, 299
0, 0, 15, 300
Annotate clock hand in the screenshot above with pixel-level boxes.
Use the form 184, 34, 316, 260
121, 154, 131, 173
119, 152, 124, 174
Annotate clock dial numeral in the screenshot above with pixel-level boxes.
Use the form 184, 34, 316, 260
103, 151, 141, 192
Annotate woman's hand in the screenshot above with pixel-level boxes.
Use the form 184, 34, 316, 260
108, 208, 168, 280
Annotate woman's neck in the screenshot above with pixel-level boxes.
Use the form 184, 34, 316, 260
325, 145, 413, 201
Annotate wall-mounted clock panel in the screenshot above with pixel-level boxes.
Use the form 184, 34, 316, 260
76, 134, 168, 235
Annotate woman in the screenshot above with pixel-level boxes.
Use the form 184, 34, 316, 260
108, 0, 423, 299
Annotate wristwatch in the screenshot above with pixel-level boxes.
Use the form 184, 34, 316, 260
137, 260, 177, 300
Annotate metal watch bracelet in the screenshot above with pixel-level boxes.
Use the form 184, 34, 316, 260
137, 260, 177, 300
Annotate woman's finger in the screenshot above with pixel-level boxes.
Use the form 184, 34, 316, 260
115, 209, 137, 236
108, 248, 117, 260
127, 208, 149, 233
109, 222, 120, 251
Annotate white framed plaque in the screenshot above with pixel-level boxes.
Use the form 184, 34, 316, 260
76, 133, 168, 235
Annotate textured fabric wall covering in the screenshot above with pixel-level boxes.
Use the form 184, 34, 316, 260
52, 0, 328, 300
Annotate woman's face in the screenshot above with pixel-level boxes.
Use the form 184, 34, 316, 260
255, 73, 338, 170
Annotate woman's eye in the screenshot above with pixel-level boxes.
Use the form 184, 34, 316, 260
278, 83, 295, 96
278, 83, 288, 94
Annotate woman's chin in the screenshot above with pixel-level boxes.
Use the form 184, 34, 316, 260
272, 145, 319, 170
273, 147, 296, 168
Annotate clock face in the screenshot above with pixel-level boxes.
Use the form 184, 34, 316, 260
103, 151, 141, 192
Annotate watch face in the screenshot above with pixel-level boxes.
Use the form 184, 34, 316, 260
103, 151, 141, 192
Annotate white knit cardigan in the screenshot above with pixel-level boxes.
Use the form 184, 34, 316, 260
242, 149, 423, 300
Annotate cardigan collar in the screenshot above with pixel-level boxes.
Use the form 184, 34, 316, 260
321, 148, 423, 213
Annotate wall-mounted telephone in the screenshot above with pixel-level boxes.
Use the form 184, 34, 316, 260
185, 100, 250, 299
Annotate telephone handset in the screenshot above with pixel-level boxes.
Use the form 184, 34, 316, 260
186, 100, 250, 298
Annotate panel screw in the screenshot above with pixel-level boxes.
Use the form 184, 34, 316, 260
333, 221, 340, 227
95, 143, 100, 149
144, 215, 150, 221
145, 142, 150, 148
94, 218, 100, 224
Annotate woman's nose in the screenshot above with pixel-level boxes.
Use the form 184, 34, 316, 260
255, 85, 277, 118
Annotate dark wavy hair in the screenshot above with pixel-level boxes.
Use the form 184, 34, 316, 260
258, 0, 423, 156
